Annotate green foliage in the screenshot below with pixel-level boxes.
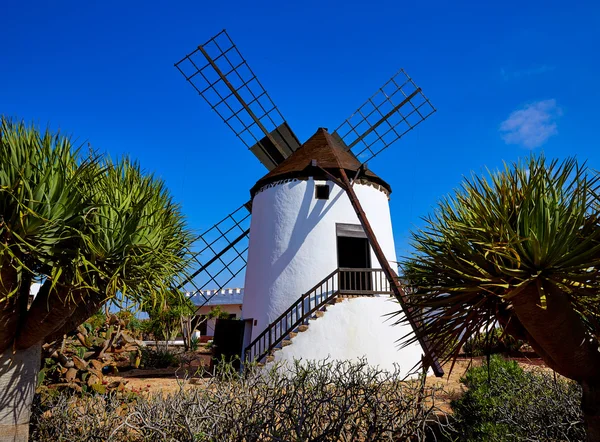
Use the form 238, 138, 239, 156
450, 355, 584, 441
115, 309, 143, 337
0, 117, 92, 292
462, 327, 523, 356
140, 347, 179, 369
206, 305, 231, 320
0, 115, 195, 351
189, 335, 199, 351
84, 311, 106, 333
401, 155, 600, 361
143, 289, 195, 342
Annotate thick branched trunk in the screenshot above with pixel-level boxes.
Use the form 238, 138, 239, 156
512, 283, 600, 440
45, 293, 105, 343
0, 265, 23, 354
511, 284, 600, 381
14, 282, 88, 350
583, 381, 600, 442
0, 342, 41, 442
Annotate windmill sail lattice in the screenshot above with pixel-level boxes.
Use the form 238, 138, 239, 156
179, 203, 251, 309
332, 69, 435, 164
175, 29, 300, 171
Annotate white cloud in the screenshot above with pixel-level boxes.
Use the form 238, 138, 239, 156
499, 99, 562, 149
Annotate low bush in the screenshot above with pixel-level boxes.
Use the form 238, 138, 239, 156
139, 347, 179, 369
31, 359, 448, 441
450, 355, 584, 441
189, 335, 199, 351
462, 327, 523, 356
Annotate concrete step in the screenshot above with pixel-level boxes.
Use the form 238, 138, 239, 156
282, 339, 292, 347
298, 325, 309, 332
266, 355, 275, 363
312, 311, 325, 319
288, 332, 298, 339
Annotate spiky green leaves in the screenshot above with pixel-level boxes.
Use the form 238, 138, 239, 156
76, 158, 194, 306
402, 156, 600, 363
0, 117, 93, 298
0, 116, 194, 350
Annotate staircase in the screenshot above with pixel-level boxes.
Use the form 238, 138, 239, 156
244, 268, 392, 364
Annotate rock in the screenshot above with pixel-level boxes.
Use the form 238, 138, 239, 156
65, 368, 78, 382
87, 367, 104, 384
76, 333, 90, 347
90, 359, 104, 371
107, 381, 123, 389
72, 356, 88, 370
58, 353, 74, 368
87, 373, 100, 386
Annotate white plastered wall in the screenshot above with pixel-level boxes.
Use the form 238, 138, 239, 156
272, 296, 425, 378
242, 178, 397, 341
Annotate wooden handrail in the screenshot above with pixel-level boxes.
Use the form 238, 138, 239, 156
244, 268, 391, 363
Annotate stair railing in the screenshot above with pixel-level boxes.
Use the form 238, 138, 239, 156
244, 267, 392, 363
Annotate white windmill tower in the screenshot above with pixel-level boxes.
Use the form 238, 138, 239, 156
175, 30, 443, 377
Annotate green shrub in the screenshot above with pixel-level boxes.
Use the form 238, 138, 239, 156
115, 309, 143, 336
450, 355, 584, 441
140, 347, 179, 369
189, 335, 199, 351
83, 310, 106, 333
462, 327, 523, 356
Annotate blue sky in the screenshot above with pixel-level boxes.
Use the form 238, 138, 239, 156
2, 0, 599, 274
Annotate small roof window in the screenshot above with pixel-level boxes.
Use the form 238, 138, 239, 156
315, 184, 330, 200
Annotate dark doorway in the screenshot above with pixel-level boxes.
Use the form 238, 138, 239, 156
213, 318, 245, 371
337, 235, 372, 292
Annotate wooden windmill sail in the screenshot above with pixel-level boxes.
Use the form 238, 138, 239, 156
174, 30, 443, 376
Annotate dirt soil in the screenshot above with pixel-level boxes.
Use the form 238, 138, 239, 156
106, 355, 549, 408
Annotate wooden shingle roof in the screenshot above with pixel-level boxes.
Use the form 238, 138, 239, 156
250, 128, 391, 197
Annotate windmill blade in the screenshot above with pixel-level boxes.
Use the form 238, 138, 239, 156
175, 29, 301, 171
178, 203, 251, 309
332, 69, 435, 165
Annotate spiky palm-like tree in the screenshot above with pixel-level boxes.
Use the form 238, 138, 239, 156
0, 117, 194, 441
402, 156, 600, 441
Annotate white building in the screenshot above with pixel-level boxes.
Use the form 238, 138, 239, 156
240, 128, 426, 377
189, 288, 244, 341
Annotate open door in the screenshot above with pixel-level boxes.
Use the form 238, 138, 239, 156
336, 224, 372, 292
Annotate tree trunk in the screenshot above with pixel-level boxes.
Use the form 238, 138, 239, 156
44, 294, 105, 343
0, 342, 41, 442
511, 283, 600, 382
512, 283, 600, 441
582, 381, 600, 442
14, 284, 90, 350
0, 264, 22, 354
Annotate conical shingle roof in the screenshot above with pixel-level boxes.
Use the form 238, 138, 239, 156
250, 128, 391, 197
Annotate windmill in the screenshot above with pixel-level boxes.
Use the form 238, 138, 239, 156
175, 30, 443, 377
